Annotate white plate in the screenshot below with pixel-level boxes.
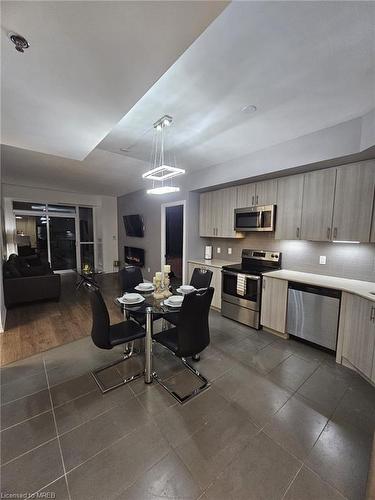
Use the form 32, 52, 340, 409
134, 284, 154, 292
117, 296, 145, 305
163, 298, 183, 308
176, 286, 195, 295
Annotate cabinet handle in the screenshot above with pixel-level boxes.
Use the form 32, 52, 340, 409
262, 279, 266, 289
371, 306, 375, 322
252, 195, 254, 205
296, 227, 300, 238
327, 227, 331, 240
333, 227, 338, 239
256, 195, 259, 204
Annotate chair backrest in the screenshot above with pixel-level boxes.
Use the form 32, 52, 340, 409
86, 285, 112, 349
119, 266, 143, 293
190, 267, 213, 289
176, 287, 214, 357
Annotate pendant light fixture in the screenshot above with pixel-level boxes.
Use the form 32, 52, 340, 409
143, 115, 185, 194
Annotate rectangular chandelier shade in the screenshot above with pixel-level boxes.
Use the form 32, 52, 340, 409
142, 165, 185, 181
147, 186, 180, 195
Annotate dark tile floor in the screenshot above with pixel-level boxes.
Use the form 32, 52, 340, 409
1, 310, 374, 500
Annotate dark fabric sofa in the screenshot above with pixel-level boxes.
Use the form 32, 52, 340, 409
3, 254, 61, 308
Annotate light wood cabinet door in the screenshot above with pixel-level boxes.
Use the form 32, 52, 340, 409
237, 183, 256, 208
341, 292, 375, 379
255, 179, 278, 205
260, 277, 288, 333
275, 175, 304, 240
301, 169, 336, 241
210, 267, 222, 309
217, 187, 238, 238
199, 192, 212, 237
332, 161, 375, 242
371, 202, 375, 243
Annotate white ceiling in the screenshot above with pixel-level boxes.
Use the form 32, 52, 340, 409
99, 1, 375, 172
1, 0, 227, 159
1, 1, 375, 197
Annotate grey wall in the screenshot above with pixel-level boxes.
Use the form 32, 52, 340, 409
202, 234, 375, 282
117, 187, 204, 280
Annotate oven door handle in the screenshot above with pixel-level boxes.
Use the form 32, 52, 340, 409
222, 271, 261, 281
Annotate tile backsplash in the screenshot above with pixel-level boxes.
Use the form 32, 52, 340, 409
203, 233, 375, 282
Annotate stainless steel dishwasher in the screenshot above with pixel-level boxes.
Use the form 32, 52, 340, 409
287, 282, 341, 351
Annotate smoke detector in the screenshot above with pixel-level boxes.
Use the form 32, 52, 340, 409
8, 32, 30, 53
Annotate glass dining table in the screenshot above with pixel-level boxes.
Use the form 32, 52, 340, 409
115, 289, 181, 384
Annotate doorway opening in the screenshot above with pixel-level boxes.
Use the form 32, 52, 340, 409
161, 201, 185, 287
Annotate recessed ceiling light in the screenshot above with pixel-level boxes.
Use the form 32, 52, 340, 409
120, 148, 129, 152
8, 32, 30, 53
241, 104, 257, 114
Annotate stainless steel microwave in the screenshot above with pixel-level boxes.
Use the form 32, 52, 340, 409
234, 205, 276, 232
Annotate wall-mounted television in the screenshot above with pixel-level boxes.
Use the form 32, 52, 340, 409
123, 214, 144, 237
124, 246, 145, 267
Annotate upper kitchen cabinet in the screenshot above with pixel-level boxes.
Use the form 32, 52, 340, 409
199, 191, 214, 237
370, 189, 375, 243
275, 174, 304, 240
332, 161, 375, 242
237, 183, 256, 208
236, 179, 277, 208
255, 180, 278, 205
199, 187, 243, 238
301, 169, 336, 241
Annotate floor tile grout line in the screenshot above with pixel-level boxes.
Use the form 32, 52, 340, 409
43, 360, 72, 500
56, 392, 144, 439
0, 436, 57, 468
280, 462, 304, 500
26, 473, 67, 500
1, 386, 50, 407
61, 418, 162, 477
301, 462, 351, 500
1, 408, 52, 433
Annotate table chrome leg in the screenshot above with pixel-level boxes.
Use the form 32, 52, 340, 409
145, 307, 153, 384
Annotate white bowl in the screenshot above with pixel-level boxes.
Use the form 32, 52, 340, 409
122, 293, 142, 303
180, 285, 195, 292
169, 295, 184, 304
137, 282, 153, 290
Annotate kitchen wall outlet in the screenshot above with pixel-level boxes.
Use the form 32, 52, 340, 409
147, 267, 151, 273
217, 247, 221, 254
319, 256, 327, 265
228, 248, 232, 255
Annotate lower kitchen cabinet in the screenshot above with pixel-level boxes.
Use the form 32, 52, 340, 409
260, 276, 288, 334
339, 292, 375, 381
187, 262, 222, 309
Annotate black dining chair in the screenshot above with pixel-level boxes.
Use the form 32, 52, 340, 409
119, 265, 143, 292
190, 268, 213, 289
165, 268, 213, 331
152, 287, 214, 404
119, 266, 147, 326
85, 283, 145, 393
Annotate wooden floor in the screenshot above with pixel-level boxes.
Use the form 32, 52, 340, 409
0, 273, 124, 366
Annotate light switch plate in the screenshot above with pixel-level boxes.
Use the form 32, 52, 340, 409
217, 247, 221, 254
228, 248, 232, 255
319, 256, 326, 265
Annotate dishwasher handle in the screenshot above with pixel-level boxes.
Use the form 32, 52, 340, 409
288, 281, 341, 300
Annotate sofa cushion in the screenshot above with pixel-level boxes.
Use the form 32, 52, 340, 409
3, 261, 22, 278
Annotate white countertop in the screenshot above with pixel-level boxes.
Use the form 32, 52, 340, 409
188, 258, 237, 269
263, 269, 375, 303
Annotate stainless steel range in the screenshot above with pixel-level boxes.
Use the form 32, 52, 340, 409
221, 249, 282, 329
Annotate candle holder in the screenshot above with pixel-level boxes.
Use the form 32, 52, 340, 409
152, 274, 165, 299
162, 272, 172, 298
